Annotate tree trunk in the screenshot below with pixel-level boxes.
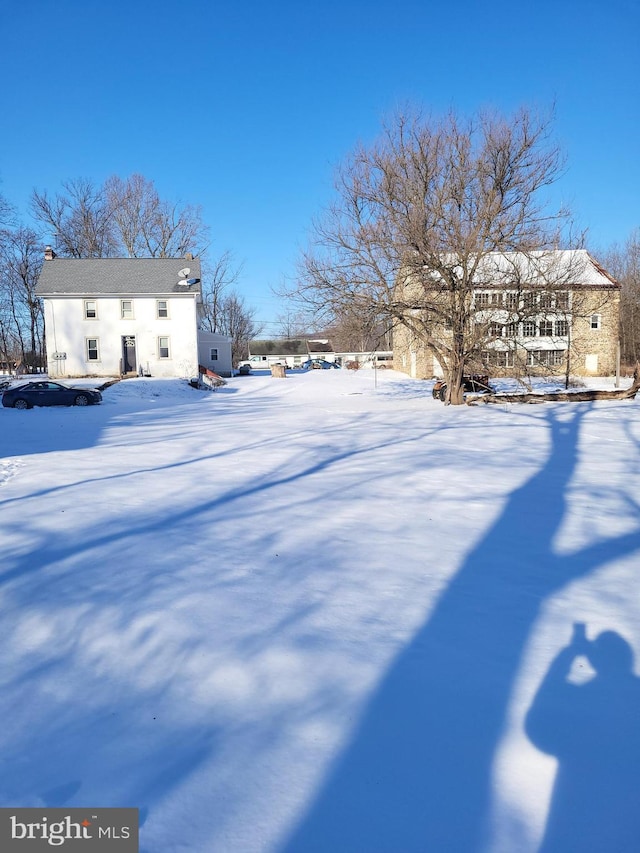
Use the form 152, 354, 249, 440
446, 359, 466, 405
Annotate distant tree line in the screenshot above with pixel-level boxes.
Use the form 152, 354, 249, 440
0, 174, 260, 372
602, 230, 640, 369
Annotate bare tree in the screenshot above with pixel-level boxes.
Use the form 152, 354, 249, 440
31, 178, 118, 258
602, 230, 640, 367
199, 250, 243, 332
215, 293, 263, 365
274, 309, 314, 339
0, 190, 15, 229
322, 306, 392, 353
31, 174, 209, 259
0, 226, 45, 369
105, 174, 210, 258
289, 107, 578, 403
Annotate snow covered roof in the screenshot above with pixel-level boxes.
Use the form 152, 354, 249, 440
409, 249, 618, 290
36, 257, 202, 296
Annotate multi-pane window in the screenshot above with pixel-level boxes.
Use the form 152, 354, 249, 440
157, 300, 168, 318
84, 300, 97, 319
475, 292, 490, 308
523, 292, 536, 309
527, 349, 565, 367
494, 350, 514, 367
86, 338, 99, 361
539, 320, 553, 336
555, 319, 568, 336
482, 350, 514, 367
522, 321, 537, 337
504, 323, 518, 338
121, 300, 134, 319
556, 291, 569, 310
489, 322, 503, 337
539, 292, 552, 309
158, 336, 170, 359
490, 292, 503, 307
591, 314, 601, 330
210, 348, 219, 361
504, 292, 519, 310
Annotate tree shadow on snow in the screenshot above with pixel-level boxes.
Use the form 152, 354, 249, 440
281, 404, 640, 852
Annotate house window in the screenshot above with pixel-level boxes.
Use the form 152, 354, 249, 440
157, 300, 168, 318
539, 292, 552, 309
490, 292, 503, 307
591, 314, 601, 330
475, 292, 490, 308
556, 291, 569, 310
523, 292, 536, 309
84, 300, 97, 319
539, 320, 553, 336
121, 300, 134, 319
527, 349, 565, 367
504, 322, 518, 338
209, 348, 219, 361
158, 336, 170, 359
489, 322, 503, 337
86, 338, 99, 361
482, 349, 514, 367
522, 321, 537, 337
555, 319, 568, 336
504, 292, 519, 310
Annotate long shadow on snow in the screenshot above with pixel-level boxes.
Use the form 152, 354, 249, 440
281, 404, 640, 853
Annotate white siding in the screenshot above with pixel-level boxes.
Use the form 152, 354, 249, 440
43, 294, 200, 378
197, 331, 233, 376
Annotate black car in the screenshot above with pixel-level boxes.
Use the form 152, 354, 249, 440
2, 380, 102, 409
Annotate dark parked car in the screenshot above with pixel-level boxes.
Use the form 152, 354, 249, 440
2, 380, 103, 409
301, 359, 340, 370
432, 374, 494, 402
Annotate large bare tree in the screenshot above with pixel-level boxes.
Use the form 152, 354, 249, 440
31, 178, 118, 258
290, 107, 577, 403
30, 174, 209, 259
105, 174, 209, 258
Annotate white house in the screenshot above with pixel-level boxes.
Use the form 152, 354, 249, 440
36, 251, 233, 378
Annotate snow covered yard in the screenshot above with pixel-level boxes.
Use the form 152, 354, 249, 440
1, 369, 639, 852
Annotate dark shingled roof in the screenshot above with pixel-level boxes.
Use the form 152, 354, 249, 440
249, 339, 309, 356
36, 257, 202, 296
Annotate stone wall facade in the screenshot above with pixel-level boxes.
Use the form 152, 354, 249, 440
393, 287, 620, 380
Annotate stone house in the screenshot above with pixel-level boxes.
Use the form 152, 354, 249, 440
393, 250, 620, 379
36, 250, 233, 378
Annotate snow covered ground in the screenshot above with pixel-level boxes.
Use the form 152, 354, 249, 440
1, 369, 639, 852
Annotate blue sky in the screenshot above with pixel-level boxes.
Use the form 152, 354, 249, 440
1, 0, 638, 333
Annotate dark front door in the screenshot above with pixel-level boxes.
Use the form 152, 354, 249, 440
122, 336, 137, 373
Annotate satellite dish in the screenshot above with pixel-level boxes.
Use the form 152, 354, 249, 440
178, 267, 191, 278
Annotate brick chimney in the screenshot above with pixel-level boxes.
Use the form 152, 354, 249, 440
44, 246, 56, 260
